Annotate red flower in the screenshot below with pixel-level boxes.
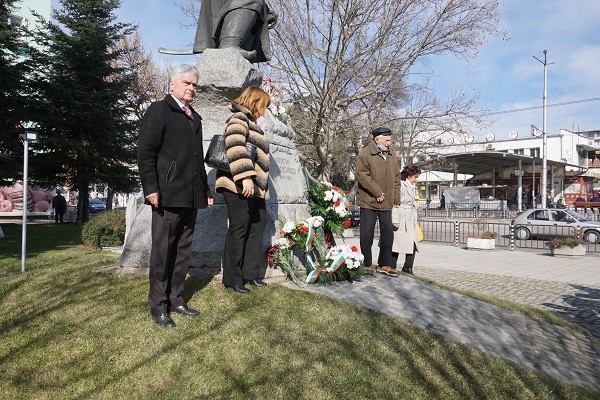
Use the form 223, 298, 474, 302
344, 219, 351, 228
334, 200, 340, 207
299, 226, 309, 234
332, 186, 339, 191
351, 245, 358, 252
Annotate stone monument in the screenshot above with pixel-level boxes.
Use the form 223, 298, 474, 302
119, 48, 311, 280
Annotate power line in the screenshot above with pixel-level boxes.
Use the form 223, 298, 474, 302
482, 97, 600, 116
394, 97, 600, 121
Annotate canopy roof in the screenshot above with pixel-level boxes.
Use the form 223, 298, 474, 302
418, 151, 571, 176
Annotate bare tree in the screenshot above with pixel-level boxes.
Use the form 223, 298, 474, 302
264, 0, 500, 181
174, 0, 500, 182
393, 85, 490, 167
117, 32, 170, 123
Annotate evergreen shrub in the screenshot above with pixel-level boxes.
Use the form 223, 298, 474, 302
82, 210, 126, 249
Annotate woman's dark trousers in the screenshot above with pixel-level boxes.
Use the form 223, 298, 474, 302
222, 190, 267, 287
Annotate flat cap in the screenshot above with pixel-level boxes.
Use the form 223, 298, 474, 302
371, 127, 392, 138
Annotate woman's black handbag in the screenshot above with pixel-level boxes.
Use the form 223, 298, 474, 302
204, 134, 257, 172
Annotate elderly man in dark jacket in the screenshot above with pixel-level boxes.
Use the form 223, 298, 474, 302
356, 127, 401, 276
137, 64, 213, 327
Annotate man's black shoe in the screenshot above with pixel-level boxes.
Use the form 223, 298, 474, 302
171, 305, 199, 317
152, 312, 176, 327
244, 279, 267, 287
225, 284, 250, 294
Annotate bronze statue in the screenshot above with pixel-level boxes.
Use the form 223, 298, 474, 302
160, 0, 277, 63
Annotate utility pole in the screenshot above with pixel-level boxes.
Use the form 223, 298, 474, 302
533, 50, 554, 208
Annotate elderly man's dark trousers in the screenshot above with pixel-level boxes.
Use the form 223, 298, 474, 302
359, 208, 393, 267
148, 206, 197, 314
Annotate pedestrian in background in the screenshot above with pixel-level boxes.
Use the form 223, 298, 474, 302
391, 164, 421, 275
355, 127, 401, 277
51, 190, 67, 223
137, 64, 213, 327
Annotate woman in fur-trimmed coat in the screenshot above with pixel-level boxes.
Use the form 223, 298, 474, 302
216, 86, 270, 294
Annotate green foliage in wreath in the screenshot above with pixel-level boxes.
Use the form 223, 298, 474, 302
307, 182, 350, 237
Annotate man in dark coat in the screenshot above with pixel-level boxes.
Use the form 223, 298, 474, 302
192, 0, 277, 62
51, 190, 67, 223
137, 64, 213, 328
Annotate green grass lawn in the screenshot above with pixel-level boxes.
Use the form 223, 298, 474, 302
0, 223, 597, 399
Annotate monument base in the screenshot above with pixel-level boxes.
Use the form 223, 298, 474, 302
119, 48, 311, 278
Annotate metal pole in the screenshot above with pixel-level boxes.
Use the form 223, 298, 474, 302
532, 159, 535, 208
541, 51, 548, 208
517, 160, 523, 211
534, 50, 553, 208
21, 137, 29, 273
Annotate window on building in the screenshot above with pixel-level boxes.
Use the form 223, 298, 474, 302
529, 148, 540, 157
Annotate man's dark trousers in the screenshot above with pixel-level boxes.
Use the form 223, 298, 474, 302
148, 206, 197, 314
359, 208, 393, 267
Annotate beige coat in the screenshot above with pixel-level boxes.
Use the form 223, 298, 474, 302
392, 180, 419, 254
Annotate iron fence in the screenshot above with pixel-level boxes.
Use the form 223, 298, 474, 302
353, 218, 599, 253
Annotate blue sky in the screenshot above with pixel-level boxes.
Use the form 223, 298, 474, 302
51, 0, 600, 140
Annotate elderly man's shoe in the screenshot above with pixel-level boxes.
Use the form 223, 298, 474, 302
152, 312, 176, 327
225, 284, 250, 294
244, 279, 267, 287
171, 305, 199, 317
377, 265, 399, 277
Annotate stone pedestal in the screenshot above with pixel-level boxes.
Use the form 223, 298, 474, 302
119, 48, 311, 279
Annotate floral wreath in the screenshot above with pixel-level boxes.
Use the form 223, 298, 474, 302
307, 180, 351, 240
266, 215, 364, 285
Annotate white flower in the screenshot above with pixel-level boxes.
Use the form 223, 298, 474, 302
274, 238, 290, 249
334, 205, 348, 217
325, 245, 343, 260
324, 190, 334, 202
305, 216, 324, 228
281, 221, 296, 233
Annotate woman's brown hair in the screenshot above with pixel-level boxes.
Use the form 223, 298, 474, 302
401, 164, 421, 180
232, 86, 271, 120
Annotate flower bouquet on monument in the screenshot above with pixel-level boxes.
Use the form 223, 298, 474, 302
266, 237, 302, 285
306, 178, 351, 246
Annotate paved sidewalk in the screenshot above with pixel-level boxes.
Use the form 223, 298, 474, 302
284, 239, 600, 392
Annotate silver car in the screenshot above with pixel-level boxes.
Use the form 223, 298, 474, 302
512, 208, 600, 244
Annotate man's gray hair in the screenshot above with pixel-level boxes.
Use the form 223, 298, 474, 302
170, 64, 200, 83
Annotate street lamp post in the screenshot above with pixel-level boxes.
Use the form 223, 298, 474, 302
21, 129, 38, 272
533, 50, 554, 208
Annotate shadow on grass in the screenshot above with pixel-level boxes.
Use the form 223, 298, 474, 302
1, 224, 599, 398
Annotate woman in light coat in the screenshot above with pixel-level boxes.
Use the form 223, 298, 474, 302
391, 164, 421, 274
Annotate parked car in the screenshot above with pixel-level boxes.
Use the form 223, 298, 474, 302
89, 198, 107, 213
349, 205, 360, 227
512, 208, 600, 244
